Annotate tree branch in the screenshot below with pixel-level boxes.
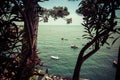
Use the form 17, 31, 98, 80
79, 29, 109, 57
83, 46, 99, 61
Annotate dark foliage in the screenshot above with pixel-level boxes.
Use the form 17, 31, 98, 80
0, 0, 23, 79
39, 6, 71, 23
76, 0, 120, 45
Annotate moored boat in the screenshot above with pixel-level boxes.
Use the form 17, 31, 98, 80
71, 45, 78, 49
113, 60, 117, 67
51, 56, 59, 60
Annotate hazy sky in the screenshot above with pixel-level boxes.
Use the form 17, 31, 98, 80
39, 0, 83, 25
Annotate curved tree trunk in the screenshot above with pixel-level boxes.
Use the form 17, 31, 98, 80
72, 55, 83, 80
72, 33, 103, 80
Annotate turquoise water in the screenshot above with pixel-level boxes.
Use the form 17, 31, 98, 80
37, 25, 119, 80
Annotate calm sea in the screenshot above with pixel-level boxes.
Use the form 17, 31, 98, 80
37, 25, 119, 80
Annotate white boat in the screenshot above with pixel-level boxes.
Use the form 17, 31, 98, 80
71, 45, 78, 49
113, 60, 117, 67
51, 56, 59, 60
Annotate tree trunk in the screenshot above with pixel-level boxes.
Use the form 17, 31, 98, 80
72, 54, 83, 80
17, 0, 39, 80
115, 47, 120, 80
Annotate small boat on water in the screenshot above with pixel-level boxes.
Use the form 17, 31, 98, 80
106, 46, 111, 49
51, 56, 59, 60
71, 45, 78, 49
61, 38, 68, 41
113, 60, 117, 67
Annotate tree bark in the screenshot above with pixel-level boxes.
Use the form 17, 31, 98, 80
72, 54, 83, 80
16, 0, 39, 80
115, 47, 120, 80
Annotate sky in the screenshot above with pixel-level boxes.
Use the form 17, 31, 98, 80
39, 0, 83, 25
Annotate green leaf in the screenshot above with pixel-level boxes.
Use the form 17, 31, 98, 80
105, 41, 110, 45
83, 37, 92, 40
112, 36, 120, 45
83, 31, 88, 33
109, 36, 114, 39
82, 34, 88, 37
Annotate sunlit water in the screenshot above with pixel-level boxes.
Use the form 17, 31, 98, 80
37, 25, 119, 80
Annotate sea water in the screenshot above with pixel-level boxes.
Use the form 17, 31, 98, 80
37, 25, 119, 80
